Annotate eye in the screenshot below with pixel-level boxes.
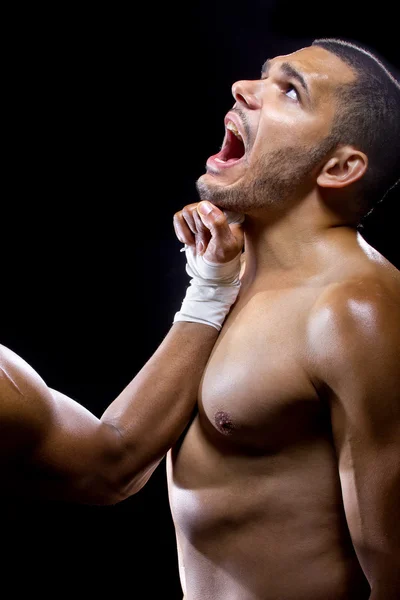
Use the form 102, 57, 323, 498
285, 84, 299, 101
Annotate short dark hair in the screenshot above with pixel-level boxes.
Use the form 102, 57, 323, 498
312, 38, 400, 216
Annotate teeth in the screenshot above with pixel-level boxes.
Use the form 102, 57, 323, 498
226, 121, 242, 141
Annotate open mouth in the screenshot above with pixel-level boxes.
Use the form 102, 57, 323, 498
207, 120, 246, 169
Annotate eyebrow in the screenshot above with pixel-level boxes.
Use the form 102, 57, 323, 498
261, 59, 311, 103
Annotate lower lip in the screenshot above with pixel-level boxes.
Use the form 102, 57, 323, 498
206, 154, 245, 172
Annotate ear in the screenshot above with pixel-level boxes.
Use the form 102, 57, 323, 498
317, 146, 368, 189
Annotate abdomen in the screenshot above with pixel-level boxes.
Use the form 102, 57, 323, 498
167, 415, 369, 600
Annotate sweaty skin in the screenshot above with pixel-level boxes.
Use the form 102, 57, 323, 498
166, 46, 400, 600
168, 239, 399, 600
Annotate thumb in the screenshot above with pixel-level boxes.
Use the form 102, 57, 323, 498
196, 201, 223, 230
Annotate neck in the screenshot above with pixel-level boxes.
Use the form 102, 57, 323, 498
240, 194, 358, 286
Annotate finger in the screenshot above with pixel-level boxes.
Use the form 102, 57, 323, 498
196, 201, 244, 263
192, 209, 211, 255
173, 203, 200, 245
181, 204, 200, 236
173, 211, 196, 246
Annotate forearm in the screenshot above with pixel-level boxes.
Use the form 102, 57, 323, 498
101, 322, 218, 493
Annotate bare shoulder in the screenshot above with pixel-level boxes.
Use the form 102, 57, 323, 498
0, 344, 53, 452
311, 234, 400, 332
306, 255, 400, 387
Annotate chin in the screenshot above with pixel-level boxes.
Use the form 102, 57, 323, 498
196, 174, 227, 205
195, 175, 247, 212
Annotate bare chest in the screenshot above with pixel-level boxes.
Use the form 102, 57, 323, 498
198, 288, 326, 452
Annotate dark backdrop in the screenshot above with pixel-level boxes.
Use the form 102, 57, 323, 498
3, 2, 399, 598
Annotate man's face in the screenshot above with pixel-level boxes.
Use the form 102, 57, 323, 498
196, 45, 355, 213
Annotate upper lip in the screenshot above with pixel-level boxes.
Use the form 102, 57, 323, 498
224, 111, 247, 149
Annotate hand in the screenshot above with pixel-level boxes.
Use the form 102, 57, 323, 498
173, 201, 244, 264
173, 201, 245, 330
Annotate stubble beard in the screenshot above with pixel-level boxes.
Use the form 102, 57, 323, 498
196, 141, 336, 214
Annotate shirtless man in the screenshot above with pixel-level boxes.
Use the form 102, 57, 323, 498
168, 38, 400, 599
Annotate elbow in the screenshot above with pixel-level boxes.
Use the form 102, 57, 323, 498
91, 469, 156, 506
86, 422, 162, 505
109, 461, 161, 503
79, 476, 142, 506
85, 458, 161, 507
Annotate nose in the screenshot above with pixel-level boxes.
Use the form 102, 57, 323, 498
231, 80, 262, 110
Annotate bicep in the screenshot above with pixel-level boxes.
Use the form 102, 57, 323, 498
31, 387, 124, 502
0, 354, 124, 503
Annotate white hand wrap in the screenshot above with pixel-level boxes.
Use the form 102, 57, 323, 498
173, 246, 242, 331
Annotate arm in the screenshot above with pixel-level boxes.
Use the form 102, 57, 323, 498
308, 280, 400, 598
1, 202, 244, 505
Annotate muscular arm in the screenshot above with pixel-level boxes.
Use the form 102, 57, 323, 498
308, 280, 400, 599
1, 324, 217, 504
1, 202, 243, 506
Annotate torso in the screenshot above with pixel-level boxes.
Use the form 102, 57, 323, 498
167, 238, 399, 600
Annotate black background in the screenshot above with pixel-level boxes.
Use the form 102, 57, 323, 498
3, 2, 399, 597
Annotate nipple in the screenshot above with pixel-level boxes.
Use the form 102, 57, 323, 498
214, 411, 235, 435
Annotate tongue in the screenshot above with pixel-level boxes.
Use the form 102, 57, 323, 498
216, 130, 245, 163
